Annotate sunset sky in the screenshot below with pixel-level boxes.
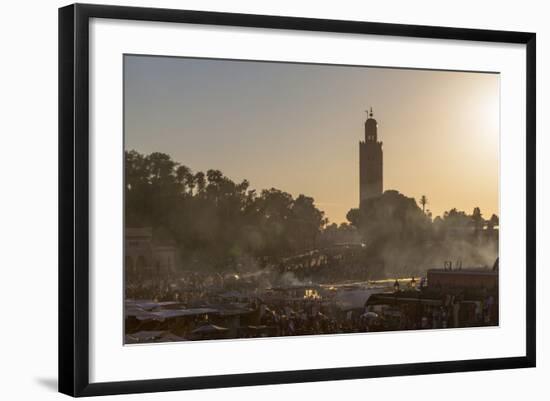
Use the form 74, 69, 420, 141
124, 55, 499, 224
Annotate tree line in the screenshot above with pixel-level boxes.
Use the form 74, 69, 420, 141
126, 150, 498, 274
125, 150, 326, 271
345, 190, 499, 273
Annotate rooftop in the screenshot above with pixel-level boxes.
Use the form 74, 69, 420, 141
427, 268, 498, 276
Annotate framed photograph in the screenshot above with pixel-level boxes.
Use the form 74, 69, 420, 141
58, 3, 536, 397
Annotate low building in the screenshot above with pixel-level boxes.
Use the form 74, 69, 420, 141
427, 268, 498, 291
125, 227, 178, 282
366, 261, 500, 330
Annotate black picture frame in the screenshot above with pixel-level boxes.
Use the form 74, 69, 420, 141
59, 3, 536, 397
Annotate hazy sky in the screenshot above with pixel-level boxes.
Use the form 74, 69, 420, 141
124, 55, 499, 224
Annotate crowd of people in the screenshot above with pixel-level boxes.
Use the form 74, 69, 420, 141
125, 261, 498, 342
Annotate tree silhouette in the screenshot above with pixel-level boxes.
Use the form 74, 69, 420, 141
419, 195, 428, 214
471, 207, 484, 233
487, 214, 499, 231
347, 190, 431, 246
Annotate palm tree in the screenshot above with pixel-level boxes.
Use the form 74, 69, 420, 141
419, 195, 428, 214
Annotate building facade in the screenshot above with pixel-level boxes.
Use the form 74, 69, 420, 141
125, 227, 178, 283
427, 268, 498, 291
359, 108, 383, 205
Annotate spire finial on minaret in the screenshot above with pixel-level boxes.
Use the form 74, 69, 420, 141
369, 107, 373, 118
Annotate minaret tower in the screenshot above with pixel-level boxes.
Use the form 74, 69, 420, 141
359, 107, 383, 205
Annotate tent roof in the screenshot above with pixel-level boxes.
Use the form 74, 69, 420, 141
192, 323, 228, 334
